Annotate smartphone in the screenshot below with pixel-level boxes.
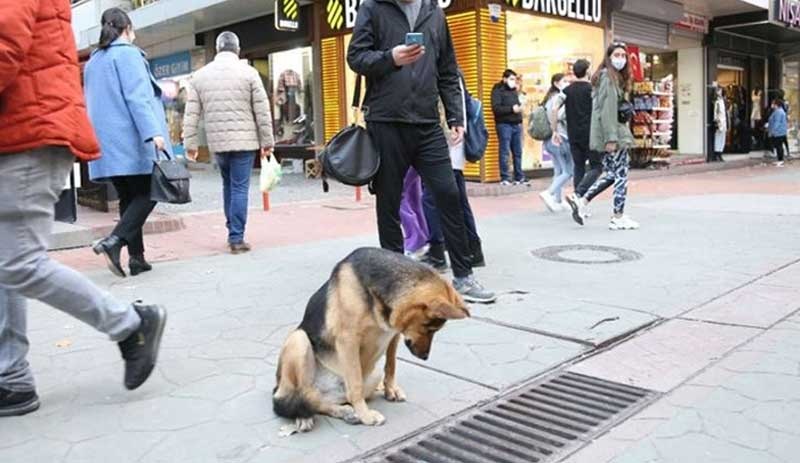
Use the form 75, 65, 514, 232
405, 32, 424, 47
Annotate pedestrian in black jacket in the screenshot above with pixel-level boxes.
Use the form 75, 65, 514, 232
491, 70, 526, 185
347, 0, 495, 303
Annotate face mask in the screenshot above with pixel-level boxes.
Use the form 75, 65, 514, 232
507, 79, 517, 89
611, 57, 627, 71
557, 81, 568, 91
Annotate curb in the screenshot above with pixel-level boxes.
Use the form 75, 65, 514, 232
49, 213, 185, 251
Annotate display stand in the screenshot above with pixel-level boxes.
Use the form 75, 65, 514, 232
630, 76, 674, 168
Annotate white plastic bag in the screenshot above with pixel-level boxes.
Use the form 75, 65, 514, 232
259, 155, 282, 192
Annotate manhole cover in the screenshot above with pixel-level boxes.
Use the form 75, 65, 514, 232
531, 245, 642, 265
351, 372, 657, 463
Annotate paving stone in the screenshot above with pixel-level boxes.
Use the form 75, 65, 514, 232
569, 319, 759, 392
121, 396, 219, 431
64, 432, 164, 463
685, 282, 800, 328
399, 318, 586, 390
138, 422, 264, 463
171, 374, 255, 402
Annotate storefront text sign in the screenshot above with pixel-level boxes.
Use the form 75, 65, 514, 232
777, 0, 800, 28
275, 0, 300, 31
149, 51, 191, 80
674, 12, 708, 34
505, 0, 601, 23
488, 3, 503, 22
323, 0, 601, 32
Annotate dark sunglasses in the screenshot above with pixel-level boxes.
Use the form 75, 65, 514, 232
611, 42, 628, 49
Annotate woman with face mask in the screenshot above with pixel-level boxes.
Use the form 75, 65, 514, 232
491, 69, 527, 185
84, 8, 174, 277
539, 73, 574, 212
565, 43, 638, 230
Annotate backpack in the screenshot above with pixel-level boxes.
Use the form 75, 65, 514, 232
318, 76, 380, 192
464, 95, 488, 163
528, 105, 553, 141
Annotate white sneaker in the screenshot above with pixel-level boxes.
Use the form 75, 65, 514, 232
775, 161, 785, 167
500, 180, 512, 186
609, 215, 640, 230
538, 191, 559, 212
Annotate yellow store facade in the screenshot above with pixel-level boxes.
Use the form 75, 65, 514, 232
314, 0, 607, 183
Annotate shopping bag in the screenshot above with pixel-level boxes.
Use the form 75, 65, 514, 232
260, 155, 282, 192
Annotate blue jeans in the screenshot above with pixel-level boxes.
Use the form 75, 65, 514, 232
215, 151, 256, 244
423, 170, 480, 245
497, 123, 524, 182
545, 138, 574, 202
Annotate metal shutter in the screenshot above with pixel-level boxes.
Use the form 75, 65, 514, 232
612, 12, 669, 49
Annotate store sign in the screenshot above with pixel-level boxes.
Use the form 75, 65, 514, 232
674, 12, 708, 34
275, 0, 300, 31
488, 3, 503, 22
323, 0, 601, 33
777, 0, 800, 28
505, 0, 601, 23
149, 51, 191, 80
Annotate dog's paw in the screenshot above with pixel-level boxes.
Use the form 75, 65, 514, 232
383, 383, 407, 402
358, 409, 386, 426
297, 418, 315, 433
333, 405, 361, 425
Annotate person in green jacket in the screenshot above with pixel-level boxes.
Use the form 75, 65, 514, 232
566, 42, 639, 230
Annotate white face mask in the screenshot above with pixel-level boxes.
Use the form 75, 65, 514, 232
557, 81, 568, 91
506, 79, 517, 89
611, 57, 627, 71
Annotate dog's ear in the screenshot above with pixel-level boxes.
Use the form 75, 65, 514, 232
432, 303, 470, 320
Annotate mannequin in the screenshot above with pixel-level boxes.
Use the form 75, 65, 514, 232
713, 86, 728, 162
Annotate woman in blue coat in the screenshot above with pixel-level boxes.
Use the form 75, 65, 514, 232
84, 8, 173, 278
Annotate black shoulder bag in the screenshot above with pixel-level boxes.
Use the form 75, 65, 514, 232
318, 75, 380, 192
151, 148, 192, 204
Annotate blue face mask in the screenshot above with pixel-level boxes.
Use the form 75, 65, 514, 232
611, 57, 627, 71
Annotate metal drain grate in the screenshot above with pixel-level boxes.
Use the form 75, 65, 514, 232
353, 372, 656, 463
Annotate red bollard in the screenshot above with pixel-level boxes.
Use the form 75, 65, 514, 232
355, 186, 362, 202
262, 192, 270, 211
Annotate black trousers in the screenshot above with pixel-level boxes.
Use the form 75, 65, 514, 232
772, 136, 787, 161
368, 122, 472, 278
110, 175, 157, 257
571, 142, 603, 197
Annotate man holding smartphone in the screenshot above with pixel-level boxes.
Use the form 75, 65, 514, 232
347, 0, 495, 303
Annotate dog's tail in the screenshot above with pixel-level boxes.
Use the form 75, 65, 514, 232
273, 329, 319, 420
272, 388, 316, 419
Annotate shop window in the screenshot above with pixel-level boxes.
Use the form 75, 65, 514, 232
253, 47, 317, 149
506, 12, 605, 169
782, 60, 799, 154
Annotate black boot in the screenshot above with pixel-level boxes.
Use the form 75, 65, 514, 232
118, 303, 167, 390
470, 239, 486, 268
421, 243, 448, 272
129, 255, 153, 276
0, 387, 40, 417
93, 235, 125, 278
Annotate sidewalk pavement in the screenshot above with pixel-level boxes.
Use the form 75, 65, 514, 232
2, 162, 798, 463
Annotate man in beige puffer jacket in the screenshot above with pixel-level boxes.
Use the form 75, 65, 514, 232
184, 31, 274, 254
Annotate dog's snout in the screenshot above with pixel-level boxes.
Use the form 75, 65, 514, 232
405, 339, 412, 349
419, 351, 429, 360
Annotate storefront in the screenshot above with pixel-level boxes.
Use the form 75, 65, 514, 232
204, 5, 318, 165
610, 1, 707, 166
315, 0, 606, 183
148, 50, 206, 156
706, 3, 800, 157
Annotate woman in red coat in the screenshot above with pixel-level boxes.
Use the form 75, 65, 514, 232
0, 0, 166, 417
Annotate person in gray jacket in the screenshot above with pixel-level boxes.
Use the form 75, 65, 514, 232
183, 31, 275, 253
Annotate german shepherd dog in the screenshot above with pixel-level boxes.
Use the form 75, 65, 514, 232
273, 247, 469, 432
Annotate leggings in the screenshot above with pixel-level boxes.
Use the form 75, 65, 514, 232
584, 149, 630, 215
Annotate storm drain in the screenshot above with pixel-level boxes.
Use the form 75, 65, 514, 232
352, 372, 656, 463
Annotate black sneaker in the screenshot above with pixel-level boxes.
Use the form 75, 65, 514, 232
565, 194, 585, 226
118, 303, 167, 390
421, 243, 448, 273
93, 235, 126, 278
0, 388, 40, 417
453, 276, 497, 304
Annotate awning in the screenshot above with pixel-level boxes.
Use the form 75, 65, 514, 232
75, 0, 313, 51
715, 20, 800, 43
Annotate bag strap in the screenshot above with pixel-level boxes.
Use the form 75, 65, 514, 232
351, 75, 364, 123
154, 146, 172, 161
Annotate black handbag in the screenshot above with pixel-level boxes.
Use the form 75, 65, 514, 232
151, 148, 191, 204
318, 75, 379, 192
618, 99, 635, 124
